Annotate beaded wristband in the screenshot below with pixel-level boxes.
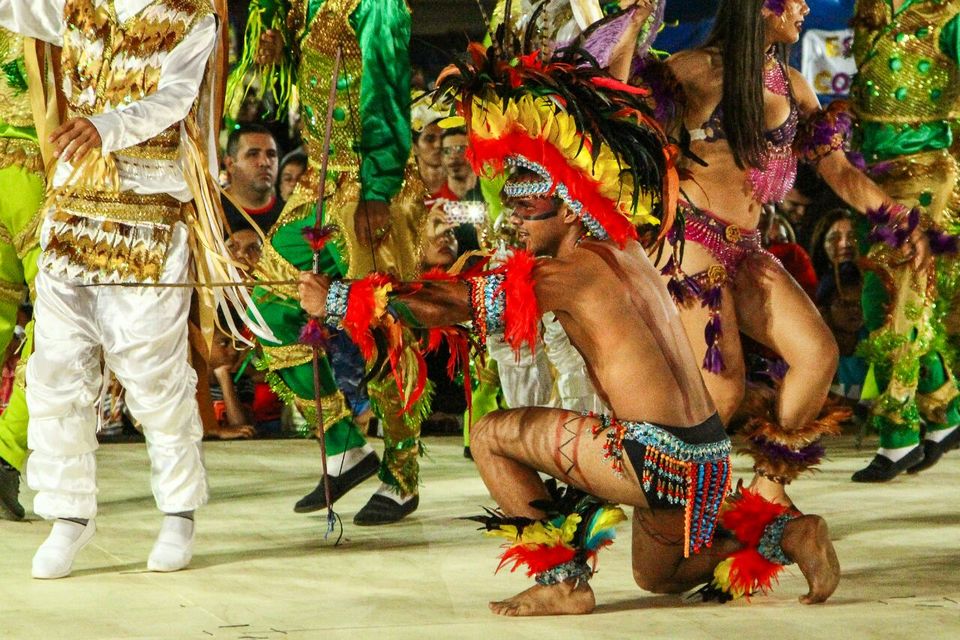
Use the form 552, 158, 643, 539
324, 280, 351, 328
757, 513, 796, 566
467, 277, 489, 345
535, 560, 593, 586
468, 274, 506, 336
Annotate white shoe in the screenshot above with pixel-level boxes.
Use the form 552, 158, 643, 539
147, 515, 194, 572
32, 519, 96, 579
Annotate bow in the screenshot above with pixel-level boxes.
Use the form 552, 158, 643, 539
308, 45, 345, 538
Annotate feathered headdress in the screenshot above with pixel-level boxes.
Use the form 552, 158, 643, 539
433, 10, 676, 248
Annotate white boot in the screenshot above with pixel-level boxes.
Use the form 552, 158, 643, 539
147, 515, 194, 572
32, 519, 96, 579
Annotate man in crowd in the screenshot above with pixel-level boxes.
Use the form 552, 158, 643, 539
222, 123, 283, 235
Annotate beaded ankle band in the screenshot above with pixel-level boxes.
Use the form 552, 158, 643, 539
535, 560, 593, 586
757, 513, 796, 566
696, 489, 795, 602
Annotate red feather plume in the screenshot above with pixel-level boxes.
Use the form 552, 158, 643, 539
499, 250, 541, 354
725, 548, 786, 597
719, 489, 790, 547
497, 544, 577, 577
343, 273, 393, 361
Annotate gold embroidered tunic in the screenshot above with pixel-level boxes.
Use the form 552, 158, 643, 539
0, 0, 218, 282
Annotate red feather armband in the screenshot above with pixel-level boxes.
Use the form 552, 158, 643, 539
323, 273, 395, 360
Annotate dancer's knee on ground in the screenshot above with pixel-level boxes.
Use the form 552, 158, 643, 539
632, 568, 687, 594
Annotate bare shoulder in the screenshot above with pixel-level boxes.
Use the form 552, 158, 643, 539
666, 49, 712, 78
530, 250, 594, 301
786, 65, 822, 114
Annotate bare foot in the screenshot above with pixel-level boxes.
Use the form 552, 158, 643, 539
489, 580, 596, 616
780, 514, 840, 604
204, 425, 255, 440
748, 474, 795, 509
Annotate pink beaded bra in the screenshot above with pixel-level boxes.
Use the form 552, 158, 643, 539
688, 57, 799, 204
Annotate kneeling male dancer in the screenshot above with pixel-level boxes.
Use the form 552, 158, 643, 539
299, 36, 839, 615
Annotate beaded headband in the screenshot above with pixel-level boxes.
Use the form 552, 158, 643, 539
504, 156, 610, 240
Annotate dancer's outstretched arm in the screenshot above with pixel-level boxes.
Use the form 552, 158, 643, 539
789, 67, 930, 270
298, 272, 473, 328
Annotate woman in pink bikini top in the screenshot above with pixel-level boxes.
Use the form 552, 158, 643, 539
637, 0, 926, 507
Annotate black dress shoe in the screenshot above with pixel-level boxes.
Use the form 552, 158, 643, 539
352, 493, 419, 526
294, 452, 380, 513
907, 428, 960, 474
0, 462, 25, 521
851, 446, 924, 482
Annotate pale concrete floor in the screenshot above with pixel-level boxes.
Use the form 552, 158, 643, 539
1, 435, 958, 640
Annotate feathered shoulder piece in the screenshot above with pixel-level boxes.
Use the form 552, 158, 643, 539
433, 15, 676, 247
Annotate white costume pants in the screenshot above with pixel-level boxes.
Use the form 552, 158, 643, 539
541, 313, 605, 414
26, 222, 208, 519
488, 312, 603, 413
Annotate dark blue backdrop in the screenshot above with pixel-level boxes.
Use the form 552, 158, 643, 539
659, 0, 856, 53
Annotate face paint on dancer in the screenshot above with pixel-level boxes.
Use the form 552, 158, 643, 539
762, 0, 809, 45
506, 195, 566, 256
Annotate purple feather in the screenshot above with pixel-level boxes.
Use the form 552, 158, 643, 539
704, 314, 722, 345
582, 8, 637, 68
906, 207, 920, 231
299, 318, 330, 348
751, 437, 826, 467
868, 160, 893, 176
702, 343, 725, 374
763, 0, 787, 15
634, 56, 682, 125
681, 274, 702, 298
760, 357, 790, 382
865, 203, 893, 226
666, 278, 687, 304
659, 255, 677, 277
867, 225, 899, 247
926, 229, 960, 255
700, 285, 722, 309
845, 151, 867, 171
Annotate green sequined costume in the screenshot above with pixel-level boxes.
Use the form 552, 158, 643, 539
850, 0, 960, 448
231, 0, 429, 495
0, 27, 43, 474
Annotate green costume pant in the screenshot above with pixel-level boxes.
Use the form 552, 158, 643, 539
252, 190, 426, 494
0, 164, 43, 471
859, 146, 960, 449
253, 201, 368, 461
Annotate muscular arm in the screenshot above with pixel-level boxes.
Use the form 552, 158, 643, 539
394, 281, 473, 327
0, 0, 65, 45
298, 273, 472, 327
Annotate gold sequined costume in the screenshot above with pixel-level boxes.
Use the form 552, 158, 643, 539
851, 0, 960, 451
